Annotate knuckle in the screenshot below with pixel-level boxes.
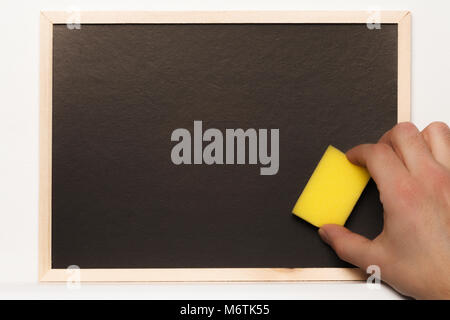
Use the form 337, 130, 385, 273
371, 143, 391, 160
418, 155, 440, 174
430, 168, 450, 193
394, 178, 421, 207
392, 122, 419, 140
423, 121, 450, 138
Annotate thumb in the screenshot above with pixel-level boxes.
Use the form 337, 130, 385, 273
319, 224, 374, 269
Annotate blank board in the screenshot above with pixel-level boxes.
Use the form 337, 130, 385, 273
39, 11, 411, 281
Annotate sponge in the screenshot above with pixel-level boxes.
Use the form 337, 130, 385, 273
292, 145, 370, 227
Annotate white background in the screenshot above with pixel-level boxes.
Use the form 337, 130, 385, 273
0, 0, 449, 299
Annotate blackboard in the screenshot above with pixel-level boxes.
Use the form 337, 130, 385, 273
39, 11, 411, 281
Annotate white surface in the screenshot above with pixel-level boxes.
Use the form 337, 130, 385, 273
0, 282, 402, 300
0, 0, 449, 299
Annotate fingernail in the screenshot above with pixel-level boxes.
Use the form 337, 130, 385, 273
318, 228, 330, 245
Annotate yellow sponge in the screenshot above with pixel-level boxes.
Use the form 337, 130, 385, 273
292, 145, 370, 227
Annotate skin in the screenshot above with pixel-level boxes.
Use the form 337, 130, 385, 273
318, 121, 450, 299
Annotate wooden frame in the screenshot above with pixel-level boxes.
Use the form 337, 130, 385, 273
39, 11, 411, 282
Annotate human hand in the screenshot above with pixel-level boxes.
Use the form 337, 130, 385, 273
318, 122, 450, 299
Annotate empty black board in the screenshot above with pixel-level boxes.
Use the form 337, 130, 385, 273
52, 23, 397, 268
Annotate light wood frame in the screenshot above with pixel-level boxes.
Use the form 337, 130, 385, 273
39, 11, 411, 282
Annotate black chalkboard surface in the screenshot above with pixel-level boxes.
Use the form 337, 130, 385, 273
50, 22, 398, 272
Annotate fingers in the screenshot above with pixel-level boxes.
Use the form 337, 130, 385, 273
378, 122, 434, 172
319, 224, 376, 269
346, 143, 409, 192
421, 122, 450, 170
